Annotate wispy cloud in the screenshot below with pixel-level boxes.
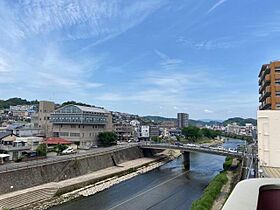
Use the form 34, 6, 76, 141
154, 49, 183, 70
204, 109, 214, 113
207, 0, 228, 14
0, 1, 167, 44
177, 36, 235, 50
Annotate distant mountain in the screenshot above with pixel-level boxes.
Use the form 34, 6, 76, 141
142, 116, 176, 122
223, 117, 257, 126
142, 116, 221, 126
199, 119, 223, 123
142, 115, 256, 127
0, 98, 39, 109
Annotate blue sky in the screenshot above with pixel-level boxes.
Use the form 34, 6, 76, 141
0, 0, 279, 120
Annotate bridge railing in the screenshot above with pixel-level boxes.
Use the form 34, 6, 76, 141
140, 143, 244, 157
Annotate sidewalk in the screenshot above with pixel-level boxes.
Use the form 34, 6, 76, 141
0, 157, 161, 210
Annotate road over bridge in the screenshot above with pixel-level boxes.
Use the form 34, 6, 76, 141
139, 143, 244, 170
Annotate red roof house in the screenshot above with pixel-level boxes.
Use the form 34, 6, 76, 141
43, 137, 72, 145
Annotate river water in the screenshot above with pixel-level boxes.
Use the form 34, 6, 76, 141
50, 139, 244, 210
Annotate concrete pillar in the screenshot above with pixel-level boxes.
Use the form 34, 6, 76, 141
183, 151, 190, 170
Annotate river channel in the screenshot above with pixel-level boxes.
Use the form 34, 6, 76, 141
50, 138, 244, 210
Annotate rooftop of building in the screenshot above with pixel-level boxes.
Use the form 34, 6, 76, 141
75, 105, 109, 113
43, 137, 72, 145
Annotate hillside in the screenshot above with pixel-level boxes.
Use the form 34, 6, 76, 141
142, 116, 176, 122
223, 117, 257, 126
0, 98, 38, 109
142, 115, 256, 126
142, 116, 221, 126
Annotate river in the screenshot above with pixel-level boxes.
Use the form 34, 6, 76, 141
50, 139, 244, 210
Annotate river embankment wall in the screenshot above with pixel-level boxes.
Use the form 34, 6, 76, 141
0, 146, 144, 194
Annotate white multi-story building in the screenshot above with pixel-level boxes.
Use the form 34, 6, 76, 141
257, 110, 280, 167
139, 125, 149, 139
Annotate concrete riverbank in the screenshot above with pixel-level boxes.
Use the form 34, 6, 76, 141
0, 149, 179, 210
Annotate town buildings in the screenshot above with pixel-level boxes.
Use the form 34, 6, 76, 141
259, 61, 280, 110
50, 104, 113, 148
177, 113, 189, 128
114, 122, 134, 141
149, 125, 160, 138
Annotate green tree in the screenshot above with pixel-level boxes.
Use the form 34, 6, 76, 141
182, 126, 202, 141
55, 144, 68, 154
98, 132, 118, 147
151, 136, 161, 143
36, 144, 47, 156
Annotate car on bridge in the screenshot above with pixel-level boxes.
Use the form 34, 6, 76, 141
174, 142, 184, 147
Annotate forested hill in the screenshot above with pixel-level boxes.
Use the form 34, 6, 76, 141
0, 98, 38, 109
222, 117, 257, 126
142, 116, 257, 126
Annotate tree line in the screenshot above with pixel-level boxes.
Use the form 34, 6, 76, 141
182, 126, 222, 141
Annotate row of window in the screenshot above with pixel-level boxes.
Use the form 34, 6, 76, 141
59, 125, 105, 128
51, 116, 106, 123
59, 132, 100, 137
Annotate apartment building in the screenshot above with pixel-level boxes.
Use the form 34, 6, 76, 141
50, 104, 113, 147
177, 113, 189, 128
114, 122, 133, 141
257, 110, 280, 167
139, 125, 149, 140
37, 101, 55, 137
259, 61, 280, 110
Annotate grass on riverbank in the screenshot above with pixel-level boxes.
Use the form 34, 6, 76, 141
191, 172, 228, 210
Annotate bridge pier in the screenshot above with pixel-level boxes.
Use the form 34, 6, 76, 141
183, 151, 190, 170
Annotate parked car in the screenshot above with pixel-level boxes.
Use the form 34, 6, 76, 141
229, 148, 237, 153
61, 147, 76, 155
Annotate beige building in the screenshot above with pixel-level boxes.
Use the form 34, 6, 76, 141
257, 110, 280, 167
50, 104, 113, 148
38, 101, 55, 137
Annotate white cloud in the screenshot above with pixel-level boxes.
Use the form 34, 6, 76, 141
204, 109, 214, 113
207, 0, 228, 14
0, 57, 10, 72
154, 49, 183, 70
0, 1, 167, 45
177, 36, 235, 50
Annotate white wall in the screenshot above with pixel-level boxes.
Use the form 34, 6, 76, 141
257, 110, 280, 167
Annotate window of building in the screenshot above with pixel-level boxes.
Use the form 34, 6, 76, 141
70, 133, 80, 137
276, 79, 280, 85
59, 132, 69, 136
275, 67, 280, 72
276, 91, 280, 97
70, 125, 76, 128
276, 104, 280, 110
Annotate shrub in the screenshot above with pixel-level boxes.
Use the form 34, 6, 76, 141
191, 172, 228, 210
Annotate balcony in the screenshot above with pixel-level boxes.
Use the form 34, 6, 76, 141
275, 73, 280, 80
259, 87, 272, 102
266, 97, 271, 104
259, 66, 270, 84
0, 144, 31, 151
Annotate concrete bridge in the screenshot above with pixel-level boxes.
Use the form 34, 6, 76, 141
139, 143, 244, 170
